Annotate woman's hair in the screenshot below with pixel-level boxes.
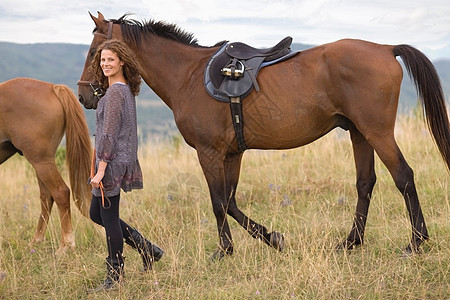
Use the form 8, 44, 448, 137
90, 40, 141, 96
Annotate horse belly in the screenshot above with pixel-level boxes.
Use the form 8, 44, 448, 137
240, 54, 340, 149
244, 96, 337, 150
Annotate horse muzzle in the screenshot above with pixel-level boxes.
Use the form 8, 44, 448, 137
77, 80, 103, 109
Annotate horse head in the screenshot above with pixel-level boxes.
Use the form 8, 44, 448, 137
77, 12, 120, 109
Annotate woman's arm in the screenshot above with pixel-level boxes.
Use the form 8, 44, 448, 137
91, 160, 108, 188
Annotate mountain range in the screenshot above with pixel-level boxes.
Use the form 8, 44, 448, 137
1, 41, 449, 137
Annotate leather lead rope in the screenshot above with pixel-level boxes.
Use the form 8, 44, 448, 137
90, 148, 110, 208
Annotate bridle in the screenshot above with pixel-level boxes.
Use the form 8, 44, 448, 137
77, 21, 114, 97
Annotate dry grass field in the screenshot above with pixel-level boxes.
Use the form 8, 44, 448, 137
0, 115, 448, 299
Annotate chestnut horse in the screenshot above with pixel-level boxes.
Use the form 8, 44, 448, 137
78, 12, 449, 258
0, 78, 92, 254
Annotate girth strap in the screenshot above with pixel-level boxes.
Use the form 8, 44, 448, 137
230, 97, 247, 153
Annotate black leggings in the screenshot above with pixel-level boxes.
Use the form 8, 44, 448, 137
90, 193, 133, 260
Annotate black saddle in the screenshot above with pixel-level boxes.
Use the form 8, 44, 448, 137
203, 37, 300, 153
204, 36, 299, 102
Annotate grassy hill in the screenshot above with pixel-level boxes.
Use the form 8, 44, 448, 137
0, 115, 448, 299
1, 41, 449, 137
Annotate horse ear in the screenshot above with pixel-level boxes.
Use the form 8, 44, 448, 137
89, 11, 106, 29
89, 11, 97, 22
97, 11, 105, 21
89, 11, 105, 23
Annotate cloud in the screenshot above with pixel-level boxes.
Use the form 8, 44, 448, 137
0, 0, 449, 59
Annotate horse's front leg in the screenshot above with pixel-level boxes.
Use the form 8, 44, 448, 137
197, 150, 234, 260
225, 152, 285, 251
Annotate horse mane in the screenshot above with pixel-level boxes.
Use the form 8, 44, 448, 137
108, 13, 227, 48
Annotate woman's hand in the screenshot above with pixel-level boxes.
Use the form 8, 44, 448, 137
90, 171, 104, 188
91, 160, 107, 188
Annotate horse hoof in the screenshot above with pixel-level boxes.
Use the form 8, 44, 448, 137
403, 243, 421, 256
335, 239, 359, 251
55, 243, 76, 256
335, 241, 348, 251
211, 249, 224, 261
211, 249, 226, 261
31, 235, 45, 244
269, 232, 285, 252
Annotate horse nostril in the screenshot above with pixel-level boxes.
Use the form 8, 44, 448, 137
78, 95, 84, 104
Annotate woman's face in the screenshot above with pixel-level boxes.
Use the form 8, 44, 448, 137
100, 49, 124, 79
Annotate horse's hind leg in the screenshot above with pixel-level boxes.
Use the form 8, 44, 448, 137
370, 135, 428, 253
32, 177, 54, 244
32, 161, 75, 255
225, 153, 285, 252
0, 141, 19, 164
338, 126, 376, 250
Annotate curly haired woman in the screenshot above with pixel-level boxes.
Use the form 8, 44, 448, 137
88, 40, 163, 292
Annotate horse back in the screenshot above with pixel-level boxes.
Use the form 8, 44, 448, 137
298, 39, 401, 86
239, 39, 402, 149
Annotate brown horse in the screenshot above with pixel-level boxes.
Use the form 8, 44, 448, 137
0, 78, 92, 254
78, 12, 450, 258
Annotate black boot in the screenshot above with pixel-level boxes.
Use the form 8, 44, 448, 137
88, 256, 124, 293
124, 228, 164, 271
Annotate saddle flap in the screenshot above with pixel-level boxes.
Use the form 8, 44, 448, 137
219, 68, 253, 98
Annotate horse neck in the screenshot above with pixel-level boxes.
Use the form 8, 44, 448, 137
129, 35, 213, 110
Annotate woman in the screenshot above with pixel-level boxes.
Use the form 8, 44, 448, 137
88, 40, 163, 292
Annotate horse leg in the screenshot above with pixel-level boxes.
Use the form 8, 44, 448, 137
337, 126, 376, 250
32, 177, 54, 244
225, 152, 285, 251
197, 150, 235, 260
32, 161, 75, 255
371, 136, 428, 253
0, 141, 19, 164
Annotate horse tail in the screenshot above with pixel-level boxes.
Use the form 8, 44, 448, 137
393, 45, 450, 170
52, 84, 92, 217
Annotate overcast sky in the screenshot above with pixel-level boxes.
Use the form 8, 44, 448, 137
1, 0, 449, 60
